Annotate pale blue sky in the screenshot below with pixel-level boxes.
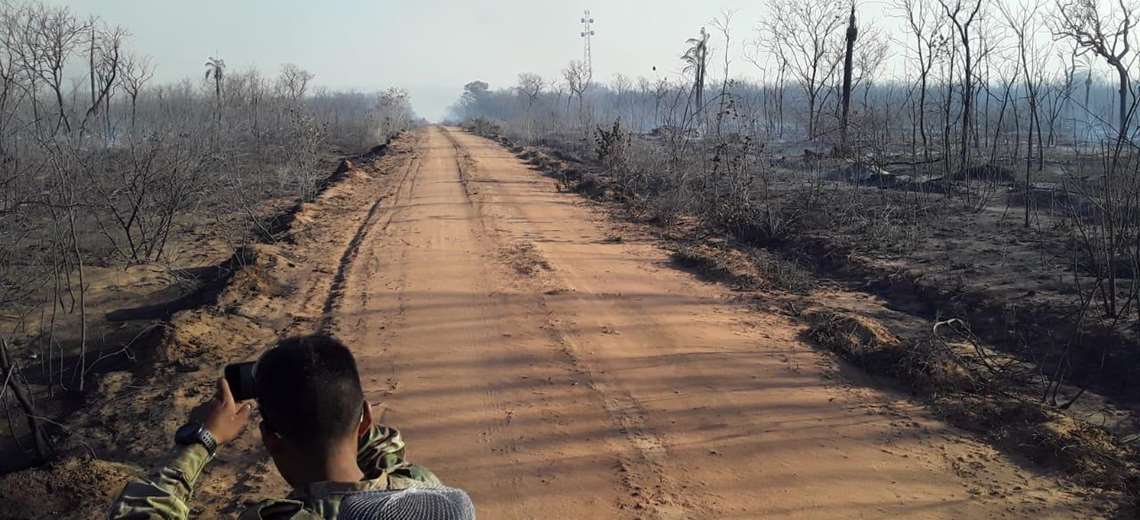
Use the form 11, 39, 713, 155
51, 0, 786, 120
62, 1, 1084, 121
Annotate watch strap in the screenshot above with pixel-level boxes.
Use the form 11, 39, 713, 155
177, 422, 219, 457
197, 427, 219, 456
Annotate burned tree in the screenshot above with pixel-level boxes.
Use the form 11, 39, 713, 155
563, 59, 591, 121
938, 0, 984, 175
760, 0, 846, 140
839, 4, 857, 154
899, 0, 948, 162
1001, 0, 1051, 227
682, 27, 710, 123
1054, 0, 1138, 137
120, 53, 154, 132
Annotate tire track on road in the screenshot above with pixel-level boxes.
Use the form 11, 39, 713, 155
317, 140, 424, 333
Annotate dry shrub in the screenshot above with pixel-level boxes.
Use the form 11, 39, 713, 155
805, 307, 902, 363
640, 187, 690, 227
805, 308, 980, 392
594, 119, 631, 176
575, 172, 606, 198
711, 198, 792, 245
755, 251, 814, 293
901, 337, 980, 392
463, 117, 502, 138
860, 208, 924, 254
1038, 415, 1132, 484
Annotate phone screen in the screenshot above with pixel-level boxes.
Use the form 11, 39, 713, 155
224, 362, 257, 401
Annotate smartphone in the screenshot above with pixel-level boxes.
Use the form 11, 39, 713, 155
224, 361, 257, 401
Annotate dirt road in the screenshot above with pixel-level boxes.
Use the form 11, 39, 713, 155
314, 126, 1097, 518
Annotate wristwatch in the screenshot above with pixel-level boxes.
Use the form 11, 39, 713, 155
175, 422, 219, 457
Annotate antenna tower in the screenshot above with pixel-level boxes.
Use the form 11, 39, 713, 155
580, 9, 595, 78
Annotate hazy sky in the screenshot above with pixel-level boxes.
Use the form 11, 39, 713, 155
52, 0, 835, 120
64, 0, 1095, 122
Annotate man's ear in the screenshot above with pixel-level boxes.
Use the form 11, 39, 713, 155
358, 400, 374, 438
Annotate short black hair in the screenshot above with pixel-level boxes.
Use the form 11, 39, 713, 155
255, 335, 364, 452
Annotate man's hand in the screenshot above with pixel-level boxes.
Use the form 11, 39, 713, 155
190, 378, 253, 445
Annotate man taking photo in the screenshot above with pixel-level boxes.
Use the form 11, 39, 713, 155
109, 335, 474, 519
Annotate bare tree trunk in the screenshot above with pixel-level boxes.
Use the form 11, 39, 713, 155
960, 37, 973, 182
919, 70, 930, 161
88, 24, 96, 112
942, 48, 956, 180
777, 63, 786, 138
808, 92, 817, 139
1026, 97, 1034, 228
839, 5, 857, 154
1115, 63, 1130, 137
67, 194, 87, 392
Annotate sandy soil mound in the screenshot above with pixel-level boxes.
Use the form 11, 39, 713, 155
0, 456, 141, 519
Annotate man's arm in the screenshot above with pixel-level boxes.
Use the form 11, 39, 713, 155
108, 444, 212, 519
109, 378, 252, 519
357, 424, 440, 486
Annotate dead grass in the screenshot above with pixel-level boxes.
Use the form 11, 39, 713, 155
671, 243, 815, 294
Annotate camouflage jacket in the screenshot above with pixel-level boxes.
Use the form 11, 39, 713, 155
108, 425, 440, 519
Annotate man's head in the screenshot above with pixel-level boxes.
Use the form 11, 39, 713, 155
255, 335, 372, 486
